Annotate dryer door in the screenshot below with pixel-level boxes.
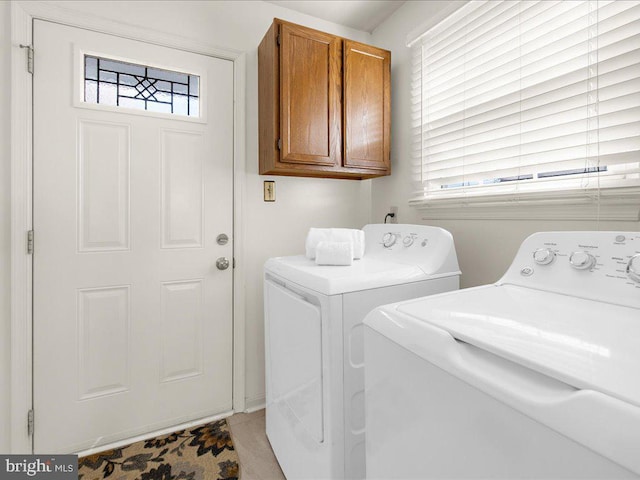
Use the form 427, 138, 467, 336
265, 278, 324, 443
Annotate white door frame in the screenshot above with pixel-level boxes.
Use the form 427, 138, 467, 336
10, 0, 247, 453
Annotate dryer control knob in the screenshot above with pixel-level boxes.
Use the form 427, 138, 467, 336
533, 248, 555, 265
627, 254, 640, 283
403, 236, 415, 247
382, 232, 397, 248
569, 251, 595, 270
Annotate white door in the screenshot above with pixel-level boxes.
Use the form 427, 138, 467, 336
33, 20, 234, 453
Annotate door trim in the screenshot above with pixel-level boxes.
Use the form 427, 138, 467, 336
10, 0, 247, 453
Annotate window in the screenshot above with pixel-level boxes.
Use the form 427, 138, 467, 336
409, 1, 640, 216
84, 55, 200, 117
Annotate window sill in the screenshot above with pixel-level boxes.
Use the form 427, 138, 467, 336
410, 186, 640, 221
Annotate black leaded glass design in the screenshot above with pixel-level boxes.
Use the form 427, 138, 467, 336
84, 55, 200, 117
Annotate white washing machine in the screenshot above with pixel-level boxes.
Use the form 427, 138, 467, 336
364, 231, 640, 479
264, 224, 460, 480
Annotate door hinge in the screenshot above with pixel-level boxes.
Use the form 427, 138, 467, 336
27, 409, 34, 436
276, 34, 281, 46
277, 138, 282, 150
20, 44, 33, 74
232, 257, 236, 269
27, 230, 34, 255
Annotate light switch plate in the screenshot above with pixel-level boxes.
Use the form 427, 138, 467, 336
264, 181, 275, 202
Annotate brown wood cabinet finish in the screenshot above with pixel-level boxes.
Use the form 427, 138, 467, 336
259, 19, 391, 180
343, 40, 391, 171
280, 22, 341, 167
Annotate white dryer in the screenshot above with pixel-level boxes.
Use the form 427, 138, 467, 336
364, 231, 640, 479
264, 224, 460, 480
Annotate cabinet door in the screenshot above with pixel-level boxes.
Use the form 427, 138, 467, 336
280, 23, 341, 167
343, 40, 390, 171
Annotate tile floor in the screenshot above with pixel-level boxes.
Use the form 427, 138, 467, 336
227, 409, 286, 480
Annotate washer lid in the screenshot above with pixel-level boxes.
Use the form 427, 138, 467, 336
394, 284, 640, 408
265, 255, 455, 295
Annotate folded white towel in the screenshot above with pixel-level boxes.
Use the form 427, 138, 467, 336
305, 228, 365, 260
306, 229, 329, 258
315, 241, 354, 266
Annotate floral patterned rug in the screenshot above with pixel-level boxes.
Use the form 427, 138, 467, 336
78, 419, 239, 480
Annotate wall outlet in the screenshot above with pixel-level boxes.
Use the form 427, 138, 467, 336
389, 206, 398, 223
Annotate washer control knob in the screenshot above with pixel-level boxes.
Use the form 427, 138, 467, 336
569, 251, 595, 270
627, 254, 640, 283
403, 236, 415, 247
382, 232, 397, 248
520, 267, 534, 277
533, 248, 555, 265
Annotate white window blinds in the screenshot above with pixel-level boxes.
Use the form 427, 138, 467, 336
410, 0, 640, 204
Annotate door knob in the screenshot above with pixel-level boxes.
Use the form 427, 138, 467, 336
216, 257, 230, 270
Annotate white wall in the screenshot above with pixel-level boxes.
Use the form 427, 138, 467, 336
370, 0, 640, 288
0, 0, 373, 448
0, 0, 12, 454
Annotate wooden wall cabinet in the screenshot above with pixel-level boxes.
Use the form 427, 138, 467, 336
259, 19, 391, 179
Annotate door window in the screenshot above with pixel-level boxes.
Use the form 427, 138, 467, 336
84, 55, 200, 117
